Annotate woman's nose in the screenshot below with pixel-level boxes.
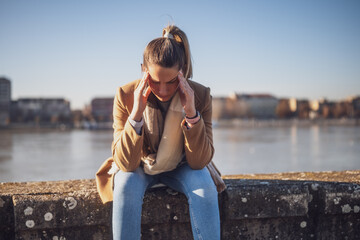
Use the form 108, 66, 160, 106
158, 84, 167, 95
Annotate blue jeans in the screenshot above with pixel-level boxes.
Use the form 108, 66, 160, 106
112, 163, 220, 240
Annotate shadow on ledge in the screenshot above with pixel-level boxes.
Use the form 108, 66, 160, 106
0, 170, 359, 240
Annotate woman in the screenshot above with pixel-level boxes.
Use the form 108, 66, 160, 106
96, 25, 225, 240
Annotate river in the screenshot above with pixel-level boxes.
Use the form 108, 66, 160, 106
0, 123, 359, 182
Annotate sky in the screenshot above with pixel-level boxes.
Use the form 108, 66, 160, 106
0, 0, 359, 109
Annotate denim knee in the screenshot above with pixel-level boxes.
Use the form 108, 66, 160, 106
113, 170, 149, 203
189, 180, 218, 203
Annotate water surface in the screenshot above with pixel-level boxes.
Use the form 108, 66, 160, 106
0, 125, 359, 182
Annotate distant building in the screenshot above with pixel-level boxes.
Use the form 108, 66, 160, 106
229, 93, 278, 119
276, 98, 294, 119
226, 93, 250, 118
276, 98, 313, 119
10, 98, 71, 124
71, 110, 85, 128
212, 97, 228, 120
245, 94, 279, 119
318, 99, 336, 119
296, 100, 311, 119
350, 96, 360, 118
0, 77, 11, 126
309, 100, 320, 119
91, 98, 113, 122
82, 104, 93, 120
213, 93, 278, 119
332, 101, 350, 118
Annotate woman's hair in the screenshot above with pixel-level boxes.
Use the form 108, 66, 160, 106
143, 25, 193, 79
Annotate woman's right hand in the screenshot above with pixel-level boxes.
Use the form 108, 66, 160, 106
130, 72, 152, 122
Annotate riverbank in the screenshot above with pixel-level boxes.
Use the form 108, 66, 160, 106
1, 170, 359, 239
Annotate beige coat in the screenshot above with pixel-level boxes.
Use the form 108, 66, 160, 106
95, 79, 214, 203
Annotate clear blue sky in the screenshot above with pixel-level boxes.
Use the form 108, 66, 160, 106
1, 0, 359, 109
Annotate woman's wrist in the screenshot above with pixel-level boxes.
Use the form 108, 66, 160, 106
130, 111, 143, 122
185, 108, 197, 119
185, 111, 198, 119
185, 111, 199, 121
185, 111, 200, 129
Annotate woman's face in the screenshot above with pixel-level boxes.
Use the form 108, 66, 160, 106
146, 64, 180, 102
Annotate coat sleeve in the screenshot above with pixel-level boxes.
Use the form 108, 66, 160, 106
111, 87, 144, 172
181, 87, 214, 169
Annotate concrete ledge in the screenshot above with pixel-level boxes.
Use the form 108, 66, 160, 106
1, 171, 360, 240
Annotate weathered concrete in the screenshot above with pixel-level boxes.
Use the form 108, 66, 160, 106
1, 170, 359, 240
223, 170, 360, 183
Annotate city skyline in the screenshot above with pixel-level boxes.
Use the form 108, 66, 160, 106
1, 0, 359, 109
3, 74, 359, 111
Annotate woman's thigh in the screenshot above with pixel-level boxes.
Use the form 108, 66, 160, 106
113, 167, 157, 200
160, 163, 217, 200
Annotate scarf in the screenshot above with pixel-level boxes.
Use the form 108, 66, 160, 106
142, 92, 185, 175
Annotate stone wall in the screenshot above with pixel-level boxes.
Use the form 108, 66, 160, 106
1, 170, 359, 240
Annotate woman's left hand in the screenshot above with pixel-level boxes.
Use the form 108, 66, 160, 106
178, 71, 197, 118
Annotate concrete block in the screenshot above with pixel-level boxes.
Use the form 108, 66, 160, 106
316, 214, 360, 240
142, 187, 190, 224
12, 191, 110, 232
321, 183, 360, 215
15, 226, 111, 240
0, 195, 15, 240
222, 179, 311, 220
222, 216, 315, 240
141, 223, 192, 240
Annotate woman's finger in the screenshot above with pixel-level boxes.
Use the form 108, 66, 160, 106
179, 71, 192, 90
136, 73, 146, 91
138, 72, 149, 92
179, 80, 192, 98
178, 73, 187, 90
142, 71, 149, 80
143, 85, 152, 98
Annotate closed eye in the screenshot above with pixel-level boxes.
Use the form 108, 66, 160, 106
149, 77, 159, 85
167, 77, 178, 84
149, 76, 177, 85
